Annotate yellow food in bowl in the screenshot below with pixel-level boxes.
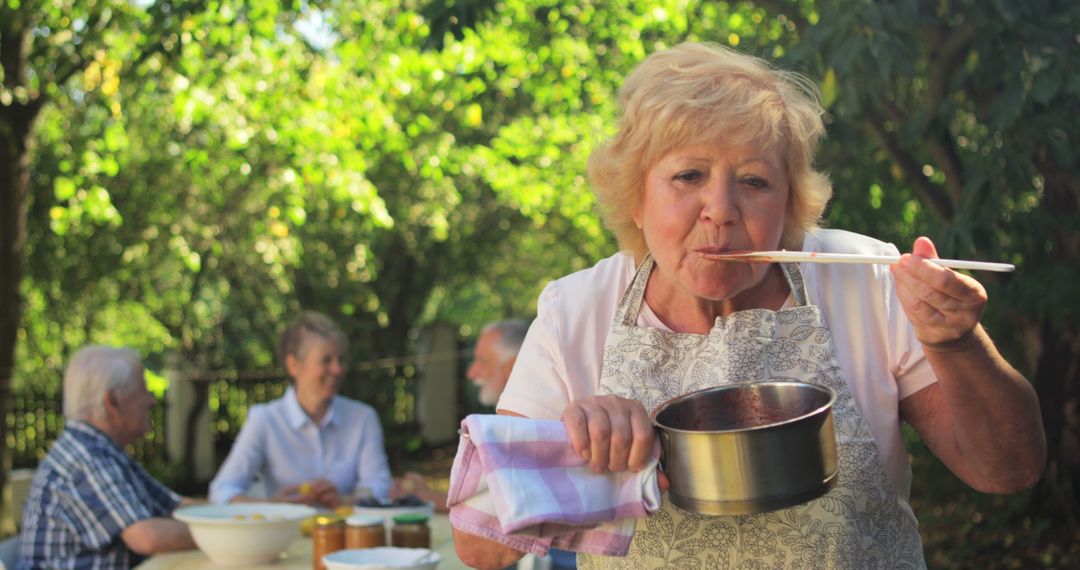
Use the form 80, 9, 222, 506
300, 516, 316, 536
230, 513, 269, 521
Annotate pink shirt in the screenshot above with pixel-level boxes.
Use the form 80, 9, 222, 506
498, 229, 936, 500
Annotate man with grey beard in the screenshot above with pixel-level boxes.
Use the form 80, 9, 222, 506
466, 319, 530, 407
393, 319, 531, 510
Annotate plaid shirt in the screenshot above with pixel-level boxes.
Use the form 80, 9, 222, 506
16, 421, 180, 570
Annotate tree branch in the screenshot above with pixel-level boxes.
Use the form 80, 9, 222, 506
880, 99, 966, 207
912, 21, 979, 207
863, 111, 955, 222
924, 21, 977, 118
926, 130, 966, 205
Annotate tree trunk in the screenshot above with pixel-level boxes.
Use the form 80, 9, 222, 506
1031, 155, 1080, 520
1032, 321, 1080, 523
0, 100, 36, 521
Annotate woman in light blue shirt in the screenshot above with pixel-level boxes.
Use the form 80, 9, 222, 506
209, 312, 392, 508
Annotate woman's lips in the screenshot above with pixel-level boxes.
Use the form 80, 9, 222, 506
695, 247, 752, 257
695, 248, 775, 263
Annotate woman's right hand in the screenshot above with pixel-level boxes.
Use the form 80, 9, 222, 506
561, 395, 658, 474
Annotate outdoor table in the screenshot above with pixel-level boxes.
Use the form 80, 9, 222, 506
135, 512, 469, 569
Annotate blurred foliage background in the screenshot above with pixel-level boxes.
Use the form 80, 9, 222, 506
1, 0, 1077, 566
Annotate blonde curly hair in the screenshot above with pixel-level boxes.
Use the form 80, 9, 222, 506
588, 42, 832, 258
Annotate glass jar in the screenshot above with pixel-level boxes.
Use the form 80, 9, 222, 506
311, 515, 345, 570
390, 513, 431, 549
345, 515, 386, 549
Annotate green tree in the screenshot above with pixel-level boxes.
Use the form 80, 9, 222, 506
776, 0, 1079, 522
7, 3, 1075, 564
0, 0, 219, 517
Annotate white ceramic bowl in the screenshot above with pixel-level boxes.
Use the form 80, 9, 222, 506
174, 502, 317, 567
323, 547, 441, 570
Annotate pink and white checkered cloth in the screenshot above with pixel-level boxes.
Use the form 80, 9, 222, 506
447, 414, 662, 557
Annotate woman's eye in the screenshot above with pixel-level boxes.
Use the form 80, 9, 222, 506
674, 170, 703, 183
742, 176, 769, 189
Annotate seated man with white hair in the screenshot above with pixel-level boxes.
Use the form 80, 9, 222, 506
16, 345, 196, 569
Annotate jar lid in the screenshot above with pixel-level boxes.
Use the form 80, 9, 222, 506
314, 514, 344, 526
392, 513, 429, 525
345, 514, 385, 527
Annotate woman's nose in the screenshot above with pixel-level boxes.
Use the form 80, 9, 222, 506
700, 178, 740, 225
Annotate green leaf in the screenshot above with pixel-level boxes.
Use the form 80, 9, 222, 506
821, 67, 838, 109
54, 177, 77, 200
1031, 69, 1062, 105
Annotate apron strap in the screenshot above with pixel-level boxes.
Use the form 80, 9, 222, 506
780, 262, 810, 306
615, 254, 654, 327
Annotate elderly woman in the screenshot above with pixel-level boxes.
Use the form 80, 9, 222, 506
17, 346, 196, 569
453, 42, 1045, 569
209, 311, 392, 508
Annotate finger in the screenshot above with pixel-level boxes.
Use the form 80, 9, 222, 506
657, 470, 670, 492
894, 262, 985, 316
896, 253, 956, 297
320, 485, 341, 502
586, 405, 613, 474
911, 236, 938, 259
561, 404, 592, 462
626, 407, 657, 472
899, 240, 989, 302
893, 260, 964, 310
606, 408, 634, 472
891, 268, 947, 321
321, 492, 343, 508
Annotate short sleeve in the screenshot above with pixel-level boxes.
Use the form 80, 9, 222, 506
66, 456, 158, 549
138, 463, 182, 515
497, 281, 574, 420
890, 295, 939, 399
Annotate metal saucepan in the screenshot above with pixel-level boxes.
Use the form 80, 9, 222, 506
650, 381, 838, 516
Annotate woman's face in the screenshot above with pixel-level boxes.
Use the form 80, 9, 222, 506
635, 140, 789, 308
287, 332, 346, 404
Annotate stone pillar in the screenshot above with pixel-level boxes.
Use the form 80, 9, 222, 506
2, 468, 34, 533
415, 323, 460, 445
163, 353, 215, 483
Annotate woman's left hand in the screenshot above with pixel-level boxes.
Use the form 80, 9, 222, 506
889, 236, 988, 349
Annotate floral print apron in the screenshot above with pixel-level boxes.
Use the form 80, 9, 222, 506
579, 255, 926, 569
